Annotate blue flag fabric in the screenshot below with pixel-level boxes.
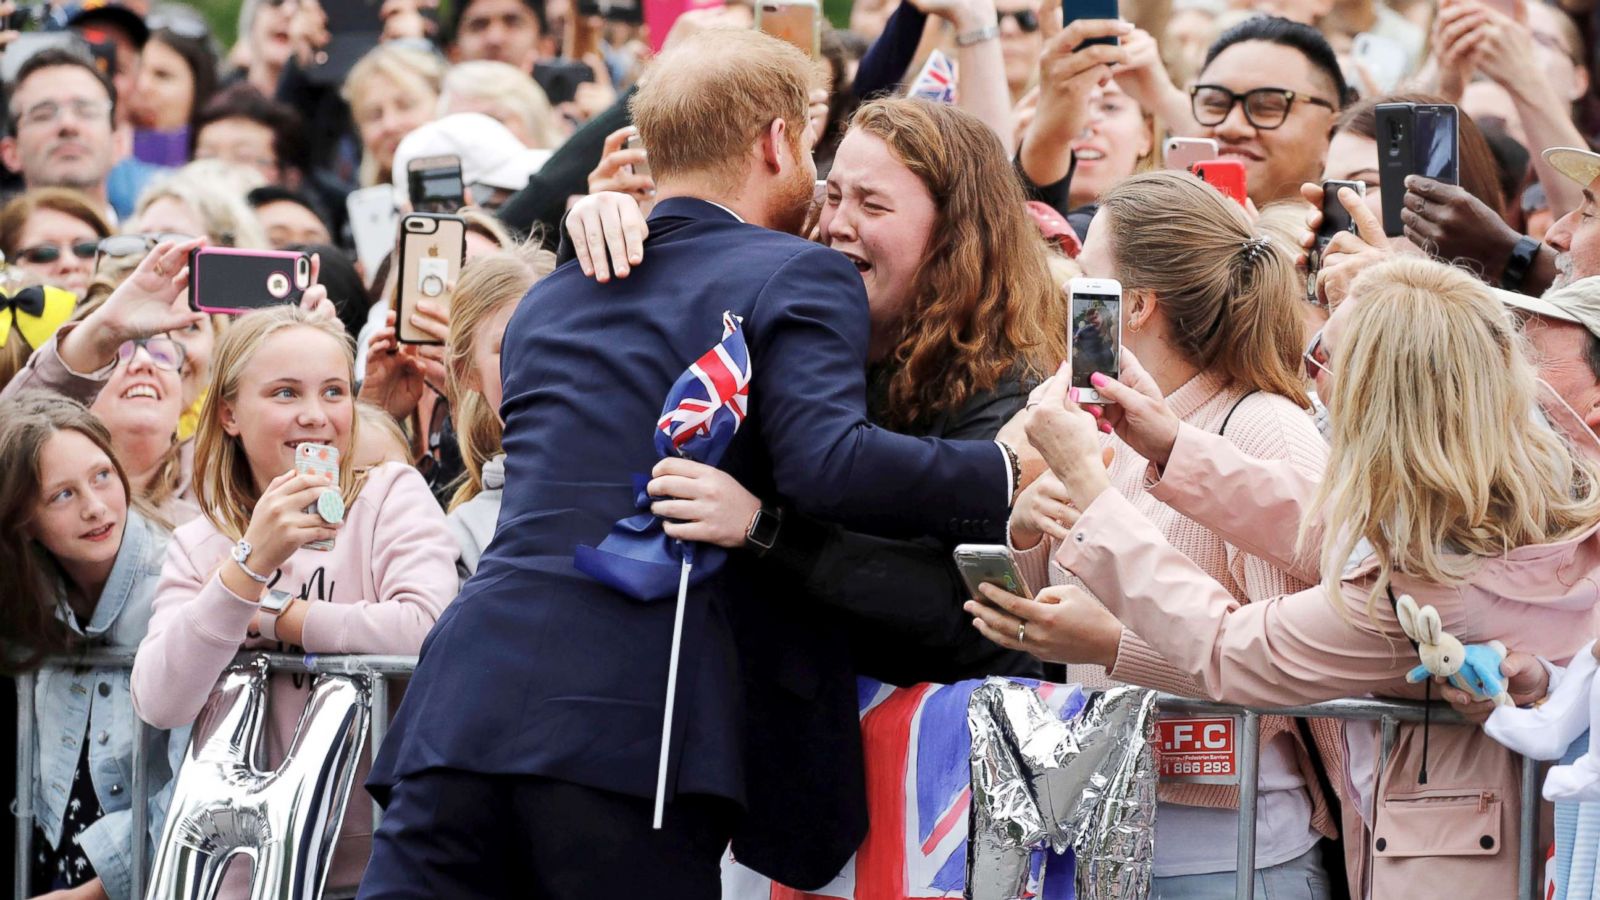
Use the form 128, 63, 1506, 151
574, 311, 752, 601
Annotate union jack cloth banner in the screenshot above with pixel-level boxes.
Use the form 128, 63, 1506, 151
722, 678, 1084, 899
907, 51, 958, 105
574, 311, 752, 601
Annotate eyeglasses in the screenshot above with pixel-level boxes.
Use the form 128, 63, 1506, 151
95, 232, 197, 273
1303, 330, 1331, 380
997, 9, 1040, 31
116, 337, 186, 372
15, 98, 113, 129
146, 10, 211, 40
14, 241, 100, 265
1190, 85, 1336, 131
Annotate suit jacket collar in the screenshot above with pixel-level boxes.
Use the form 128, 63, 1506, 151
649, 196, 746, 224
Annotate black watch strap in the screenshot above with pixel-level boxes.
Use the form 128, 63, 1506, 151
745, 506, 784, 556
1500, 235, 1541, 292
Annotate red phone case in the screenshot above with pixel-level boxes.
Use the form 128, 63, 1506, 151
1191, 160, 1248, 207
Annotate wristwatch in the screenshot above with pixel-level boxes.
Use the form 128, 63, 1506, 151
231, 540, 270, 584
257, 590, 293, 642
1500, 235, 1541, 292
744, 506, 784, 557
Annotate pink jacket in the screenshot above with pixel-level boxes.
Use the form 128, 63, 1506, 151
131, 462, 457, 895
1052, 421, 1600, 900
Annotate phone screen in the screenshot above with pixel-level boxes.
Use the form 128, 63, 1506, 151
1414, 105, 1459, 186
1071, 291, 1121, 389
409, 163, 464, 214
756, 0, 819, 57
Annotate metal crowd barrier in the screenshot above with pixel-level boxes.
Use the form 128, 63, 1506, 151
11, 652, 1541, 900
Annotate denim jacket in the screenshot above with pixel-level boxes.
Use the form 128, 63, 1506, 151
32, 510, 187, 900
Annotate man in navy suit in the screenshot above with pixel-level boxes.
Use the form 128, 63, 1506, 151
359, 27, 1026, 899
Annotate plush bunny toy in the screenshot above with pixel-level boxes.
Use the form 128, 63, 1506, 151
1396, 593, 1513, 707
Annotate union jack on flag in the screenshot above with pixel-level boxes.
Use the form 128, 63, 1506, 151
656, 310, 752, 456
907, 51, 958, 105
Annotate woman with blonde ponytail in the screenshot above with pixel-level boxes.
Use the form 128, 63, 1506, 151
995, 256, 1600, 898
443, 243, 555, 579
1004, 170, 1341, 898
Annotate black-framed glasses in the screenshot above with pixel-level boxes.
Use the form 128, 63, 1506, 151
1190, 84, 1337, 130
1303, 330, 1331, 380
116, 337, 186, 372
997, 9, 1040, 31
14, 241, 100, 265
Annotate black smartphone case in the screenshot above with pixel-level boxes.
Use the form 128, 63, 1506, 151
1376, 103, 1414, 238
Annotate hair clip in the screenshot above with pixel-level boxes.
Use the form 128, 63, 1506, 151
1241, 236, 1270, 265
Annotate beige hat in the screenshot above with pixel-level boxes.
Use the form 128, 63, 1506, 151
1499, 278, 1600, 339
1546, 147, 1600, 190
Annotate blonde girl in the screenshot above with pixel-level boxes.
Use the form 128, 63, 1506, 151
444, 243, 555, 578
130, 305, 457, 897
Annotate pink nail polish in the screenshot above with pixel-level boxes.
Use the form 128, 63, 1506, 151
1089, 373, 1107, 387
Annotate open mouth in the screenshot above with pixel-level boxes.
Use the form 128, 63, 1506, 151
80, 522, 115, 542
121, 383, 160, 401
839, 250, 872, 274
1074, 148, 1106, 162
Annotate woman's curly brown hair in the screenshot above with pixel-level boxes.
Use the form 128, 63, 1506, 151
850, 100, 1068, 429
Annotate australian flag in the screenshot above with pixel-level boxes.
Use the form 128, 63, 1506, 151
574, 311, 753, 601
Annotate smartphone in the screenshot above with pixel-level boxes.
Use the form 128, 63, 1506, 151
1191, 159, 1248, 207
755, 0, 821, 58
295, 443, 340, 552
626, 134, 651, 181
953, 544, 1032, 600
306, 0, 384, 86
1069, 277, 1122, 404
407, 154, 465, 215
1316, 179, 1367, 252
189, 248, 312, 315
533, 58, 598, 105
395, 213, 466, 345
1064, 0, 1121, 49
1351, 32, 1406, 94
346, 184, 398, 278
1377, 102, 1459, 236
1163, 137, 1219, 172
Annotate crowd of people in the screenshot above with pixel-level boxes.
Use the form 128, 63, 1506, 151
5, 0, 1600, 896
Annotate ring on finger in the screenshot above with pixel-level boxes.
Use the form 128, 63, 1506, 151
1017, 621, 1027, 643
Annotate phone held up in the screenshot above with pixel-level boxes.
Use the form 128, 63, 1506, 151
1191, 159, 1248, 207
189, 248, 312, 315
1068, 277, 1122, 405
953, 545, 1033, 600
1376, 102, 1459, 237
1063, 0, 1121, 49
395, 213, 467, 345
755, 0, 821, 58
295, 443, 340, 552
407, 154, 465, 215
1316, 180, 1367, 253
1163, 137, 1219, 172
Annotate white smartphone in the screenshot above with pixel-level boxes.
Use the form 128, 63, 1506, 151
1351, 33, 1407, 95
1163, 137, 1220, 172
346, 184, 399, 282
1068, 277, 1122, 404
953, 544, 1032, 600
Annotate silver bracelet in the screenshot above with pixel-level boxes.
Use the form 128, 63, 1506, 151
956, 22, 1000, 46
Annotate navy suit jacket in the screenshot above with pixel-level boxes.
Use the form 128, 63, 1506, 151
368, 198, 1010, 888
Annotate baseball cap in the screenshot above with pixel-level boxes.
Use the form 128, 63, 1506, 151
1546, 147, 1600, 190
64, 1, 150, 48
1499, 278, 1600, 341
391, 113, 552, 199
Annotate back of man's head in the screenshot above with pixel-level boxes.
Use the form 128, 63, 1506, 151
630, 28, 815, 186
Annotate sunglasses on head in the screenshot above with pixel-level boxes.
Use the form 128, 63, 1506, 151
14, 241, 100, 265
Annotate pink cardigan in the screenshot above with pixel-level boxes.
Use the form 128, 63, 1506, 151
131, 462, 457, 895
1012, 373, 1344, 845
1055, 421, 1600, 899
